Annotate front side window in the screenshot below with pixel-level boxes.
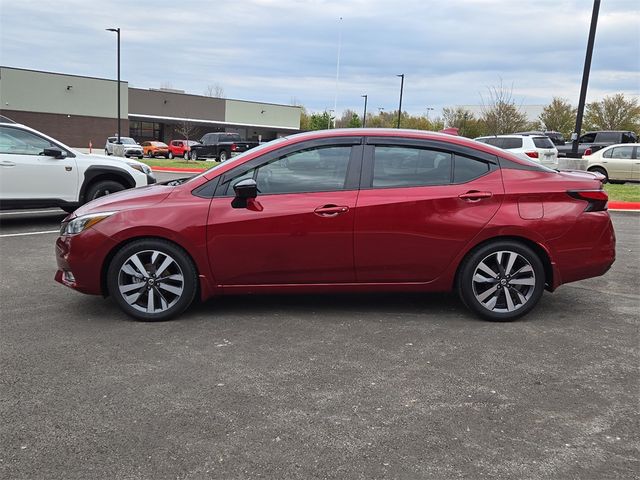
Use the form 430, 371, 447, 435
0, 126, 55, 155
372, 146, 452, 188
228, 145, 352, 195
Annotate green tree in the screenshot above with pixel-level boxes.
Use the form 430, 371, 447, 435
335, 109, 361, 128
539, 97, 576, 138
442, 107, 487, 138
584, 93, 640, 132
308, 111, 333, 130
480, 81, 528, 134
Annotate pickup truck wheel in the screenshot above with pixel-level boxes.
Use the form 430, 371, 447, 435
168, 151, 174, 159
588, 166, 608, 183
191, 151, 198, 161
184, 151, 189, 159
219, 151, 228, 162
86, 180, 125, 202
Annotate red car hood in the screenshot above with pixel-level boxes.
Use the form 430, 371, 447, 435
71, 185, 173, 218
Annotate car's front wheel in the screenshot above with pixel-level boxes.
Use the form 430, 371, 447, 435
457, 240, 545, 322
107, 239, 198, 321
190, 150, 198, 161
85, 180, 125, 202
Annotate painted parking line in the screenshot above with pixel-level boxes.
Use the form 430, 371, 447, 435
0, 230, 59, 238
0, 210, 64, 216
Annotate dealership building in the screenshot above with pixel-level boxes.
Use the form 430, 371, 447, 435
0, 66, 302, 148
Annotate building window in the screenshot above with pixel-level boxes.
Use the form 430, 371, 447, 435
130, 121, 161, 141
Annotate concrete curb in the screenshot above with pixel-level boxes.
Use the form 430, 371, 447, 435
151, 166, 207, 173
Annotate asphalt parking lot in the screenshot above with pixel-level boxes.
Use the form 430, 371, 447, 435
0, 198, 638, 479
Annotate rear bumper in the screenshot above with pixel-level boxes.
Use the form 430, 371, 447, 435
552, 213, 616, 287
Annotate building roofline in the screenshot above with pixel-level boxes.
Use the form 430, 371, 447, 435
0, 65, 123, 84
128, 113, 300, 131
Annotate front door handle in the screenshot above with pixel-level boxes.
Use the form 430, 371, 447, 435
1, 161, 16, 167
459, 191, 493, 201
314, 204, 349, 217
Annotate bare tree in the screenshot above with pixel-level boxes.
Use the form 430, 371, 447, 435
175, 120, 198, 161
480, 80, 528, 134
204, 83, 225, 98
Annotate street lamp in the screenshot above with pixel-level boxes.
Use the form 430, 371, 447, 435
361, 94, 368, 128
106, 27, 121, 143
396, 74, 404, 128
425, 107, 434, 122
328, 109, 334, 129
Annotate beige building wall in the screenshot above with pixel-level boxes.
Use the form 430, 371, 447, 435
225, 99, 301, 130
0, 67, 127, 119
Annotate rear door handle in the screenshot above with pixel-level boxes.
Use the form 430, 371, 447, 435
314, 204, 349, 217
1, 161, 16, 167
459, 191, 493, 201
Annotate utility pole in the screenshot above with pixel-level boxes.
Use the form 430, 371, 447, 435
106, 27, 121, 142
361, 94, 368, 127
572, 0, 600, 155
396, 74, 404, 129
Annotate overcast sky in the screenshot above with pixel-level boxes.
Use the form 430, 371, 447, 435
1, 0, 638, 117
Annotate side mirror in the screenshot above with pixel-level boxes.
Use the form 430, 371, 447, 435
232, 178, 258, 208
42, 147, 67, 159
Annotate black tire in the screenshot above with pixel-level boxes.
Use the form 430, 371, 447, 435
148, 152, 154, 159
457, 240, 545, 322
107, 239, 197, 321
168, 151, 174, 159
588, 166, 608, 183
184, 151, 190, 159
85, 180, 126, 202
219, 150, 228, 162
138, 155, 143, 160
105, 149, 111, 156
191, 150, 198, 161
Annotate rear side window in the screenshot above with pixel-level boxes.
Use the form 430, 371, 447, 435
622, 132, 636, 143
501, 138, 523, 149
481, 138, 501, 147
610, 146, 634, 159
596, 132, 619, 143
580, 133, 596, 143
454, 155, 491, 183
372, 146, 452, 187
532, 137, 554, 148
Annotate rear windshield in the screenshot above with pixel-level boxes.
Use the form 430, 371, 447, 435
532, 137, 554, 148
501, 138, 523, 149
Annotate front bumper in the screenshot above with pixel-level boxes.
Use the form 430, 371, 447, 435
55, 228, 117, 296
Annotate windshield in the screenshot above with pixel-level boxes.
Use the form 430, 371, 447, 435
184, 137, 289, 184
120, 137, 137, 145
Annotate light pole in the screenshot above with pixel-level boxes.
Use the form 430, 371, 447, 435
361, 94, 368, 127
328, 109, 334, 129
425, 107, 434, 122
106, 27, 121, 143
396, 74, 404, 128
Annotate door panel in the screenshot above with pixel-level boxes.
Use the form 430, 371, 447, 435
354, 142, 503, 283
207, 191, 357, 285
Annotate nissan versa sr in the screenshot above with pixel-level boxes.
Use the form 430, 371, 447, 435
55, 129, 616, 322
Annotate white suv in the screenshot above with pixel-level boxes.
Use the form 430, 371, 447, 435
0, 118, 155, 213
105, 136, 144, 158
475, 134, 559, 168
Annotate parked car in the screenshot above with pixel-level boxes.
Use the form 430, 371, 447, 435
54, 129, 615, 323
583, 143, 640, 183
168, 139, 199, 159
141, 141, 169, 158
105, 136, 144, 159
557, 130, 638, 158
474, 134, 558, 168
189, 132, 259, 162
516, 131, 566, 146
0, 118, 155, 212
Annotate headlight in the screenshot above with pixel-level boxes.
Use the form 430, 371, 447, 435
62, 211, 117, 235
127, 162, 151, 174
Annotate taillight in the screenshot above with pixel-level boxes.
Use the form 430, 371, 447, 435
567, 190, 608, 212
525, 151, 539, 158
231, 143, 237, 152
584, 148, 592, 156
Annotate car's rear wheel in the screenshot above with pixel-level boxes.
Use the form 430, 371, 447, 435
191, 150, 198, 161
457, 240, 545, 322
85, 180, 125, 202
219, 150, 228, 162
168, 151, 174, 159
588, 166, 608, 183
107, 239, 197, 321
105, 149, 110, 156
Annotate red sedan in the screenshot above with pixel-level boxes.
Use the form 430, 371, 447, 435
55, 129, 615, 322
